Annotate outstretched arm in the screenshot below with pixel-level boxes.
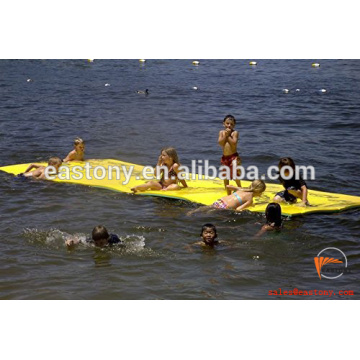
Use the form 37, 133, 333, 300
291, 185, 310, 206
255, 224, 272, 237
226, 184, 241, 192
65, 237, 81, 247
235, 200, 252, 212
24, 163, 41, 173
301, 185, 309, 205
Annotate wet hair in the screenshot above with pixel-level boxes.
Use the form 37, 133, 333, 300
74, 137, 85, 146
48, 157, 62, 167
238, 180, 266, 196
200, 223, 217, 237
92, 225, 110, 242
265, 203, 282, 227
223, 114, 236, 124
278, 157, 296, 170
161, 147, 180, 165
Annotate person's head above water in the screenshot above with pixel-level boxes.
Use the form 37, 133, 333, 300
92, 225, 110, 247
265, 203, 282, 227
200, 223, 218, 245
74, 137, 85, 152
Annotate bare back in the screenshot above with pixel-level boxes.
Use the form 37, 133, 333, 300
64, 149, 84, 162
221, 190, 253, 209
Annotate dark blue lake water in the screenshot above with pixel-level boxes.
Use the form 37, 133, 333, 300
0, 59, 359, 299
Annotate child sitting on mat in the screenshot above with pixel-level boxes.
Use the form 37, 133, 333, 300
131, 147, 188, 193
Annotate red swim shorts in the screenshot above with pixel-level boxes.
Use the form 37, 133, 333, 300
220, 152, 241, 179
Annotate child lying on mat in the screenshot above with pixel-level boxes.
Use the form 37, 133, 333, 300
188, 180, 266, 214
18, 157, 62, 180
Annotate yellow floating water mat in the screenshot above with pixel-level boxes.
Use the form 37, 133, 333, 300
1, 159, 360, 217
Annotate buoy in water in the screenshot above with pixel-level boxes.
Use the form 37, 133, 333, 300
192, 86, 198, 90
312, 63, 320, 67
319, 89, 327, 93
27, 78, 32, 82
249, 61, 257, 66
139, 59, 146, 63
282, 89, 290, 94
105, 83, 110, 87
87, 59, 94, 63
192, 61, 200, 66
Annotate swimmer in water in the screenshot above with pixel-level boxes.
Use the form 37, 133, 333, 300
63, 137, 85, 162
65, 225, 122, 248
197, 223, 219, 247
255, 203, 283, 237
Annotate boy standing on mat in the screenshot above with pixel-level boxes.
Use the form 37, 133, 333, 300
218, 114, 241, 195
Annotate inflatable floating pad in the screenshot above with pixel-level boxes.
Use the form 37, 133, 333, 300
1, 159, 360, 217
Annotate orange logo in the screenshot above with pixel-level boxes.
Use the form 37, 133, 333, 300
314, 247, 347, 280
314, 257, 343, 279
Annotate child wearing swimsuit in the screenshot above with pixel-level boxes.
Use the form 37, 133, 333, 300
158, 164, 178, 189
131, 147, 188, 193
273, 157, 310, 206
211, 180, 266, 211
218, 114, 242, 195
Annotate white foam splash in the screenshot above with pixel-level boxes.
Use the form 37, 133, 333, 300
120, 234, 146, 249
